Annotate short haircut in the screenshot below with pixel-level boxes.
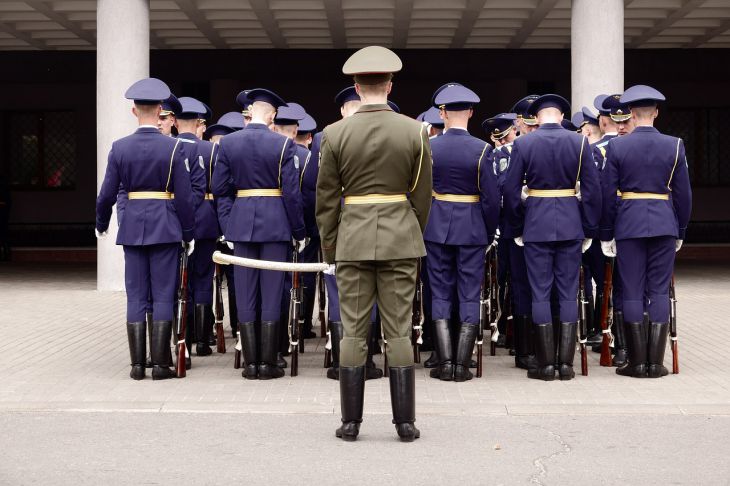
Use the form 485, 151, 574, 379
134, 103, 159, 115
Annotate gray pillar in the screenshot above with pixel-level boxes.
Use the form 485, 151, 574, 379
571, 0, 624, 112
96, 0, 150, 291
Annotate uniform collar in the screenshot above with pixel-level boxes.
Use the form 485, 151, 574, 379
444, 127, 469, 136
177, 132, 199, 140
356, 104, 392, 114
633, 126, 659, 133
245, 123, 269, 130
136, 126, 159, 134
538, 123, 562, 129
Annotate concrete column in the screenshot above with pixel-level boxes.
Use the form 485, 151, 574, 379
571, 0, 624, 112
96, 0, 150, 291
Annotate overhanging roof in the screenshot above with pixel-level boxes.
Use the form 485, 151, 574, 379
0, 0, 729, 50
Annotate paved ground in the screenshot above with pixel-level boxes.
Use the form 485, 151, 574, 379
1, 261, 729, 484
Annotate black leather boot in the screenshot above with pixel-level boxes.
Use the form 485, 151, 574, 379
424, 350, 438, 368
429, 319, 454, 381
259, 321, 285, 379
389, 366, 420, 442
326, 321, 343, 380
586, 297, 602, 346
557, 322, 577, 381
194, 304, 213, 356
514, 315, 536, 370
227, 281, 237, 338
336, 366, 365, 441
145, 312, 153, 368
612, 310, 628, 367
127, 321, 146, 380
151, 321, 176, 380
648, 322, 669, 378
617, 321, 648, 378
528, 322, 555, 381
239, 321, 258, 379
454, 323, 477, 382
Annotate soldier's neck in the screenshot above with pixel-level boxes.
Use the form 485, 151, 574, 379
359, 94, 388, 105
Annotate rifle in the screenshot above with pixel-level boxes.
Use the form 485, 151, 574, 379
488, 245, 500, 356
214, 263, 226, 354
477, 247, 492, 378
411, 258, 424, 363
578, 266, 589, 376
288, 247, 303, 376
175, 246, 190, 378
670, 274, 679, 374
598, 258, 614, 367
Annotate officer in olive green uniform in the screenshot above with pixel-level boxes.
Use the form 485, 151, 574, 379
316, 46, 432, 443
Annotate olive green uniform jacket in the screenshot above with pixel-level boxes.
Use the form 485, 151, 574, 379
316, 104, 432, 263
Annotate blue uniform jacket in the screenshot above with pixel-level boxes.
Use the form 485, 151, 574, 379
493, 143, 514, 238
300, 131, 321, 239
504, 123, 602, 242
599, 126, 692, 241
96, 126, 196, 244
212, 123, 305, 242
423, 129, 499, 245
592, 133, 617, 170
177, 133, 220, 240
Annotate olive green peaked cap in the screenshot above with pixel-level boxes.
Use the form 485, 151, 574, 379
342, 46, 403, 76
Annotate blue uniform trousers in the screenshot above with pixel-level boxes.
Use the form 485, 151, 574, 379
189, 238, 216, 305
425, 241, 486, 324
524, 240, 581, 324
582, 239, 605, 300
123, 243, 180, 322
508, 239, 532, 316
616, 236, 674, 323
233, 242, 288, 322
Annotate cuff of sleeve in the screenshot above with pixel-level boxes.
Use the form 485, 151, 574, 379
511, 225, 523, 237
182, 229, 193, 243
582, 227, 598, 239
96, 221, 109, 233
291, 226, 306, 241
678, 227, 687, 240
322, 247, 336, 264
599, 228, 614, 241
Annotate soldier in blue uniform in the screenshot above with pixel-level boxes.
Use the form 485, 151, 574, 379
572, 107, 602, 145
176, 97, 220, 357
158, 94, 180, 137
418, 106, 445, 138
504, 94, 602, 381
205, 109, 245, 337
212, 88, 306, 380
600, 85, 692, 379
484, 112, 536, 369
424, 84, 499, 382
511, 95, 540, 136
296, 113, 317, 148
96, 78, 196, 381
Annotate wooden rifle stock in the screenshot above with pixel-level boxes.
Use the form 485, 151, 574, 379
599, 259, 614, 367
175, 248, 189, 378
670, 274, 679, 374
214, 263, 226, 354
578, 266, 588, 376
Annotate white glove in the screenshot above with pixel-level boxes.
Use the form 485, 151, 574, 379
495, 228, 501, 240
293, 238, 308, 253
520, 185, 529, 203
575, 181, 582, 202
581, 238, 592, 253
183, 239, 195, 256
601, 239, 616, 258
95, 229, 108, 239
675, 239, 683, 252
514, 236, 524, 247
324, 264, 336, 276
